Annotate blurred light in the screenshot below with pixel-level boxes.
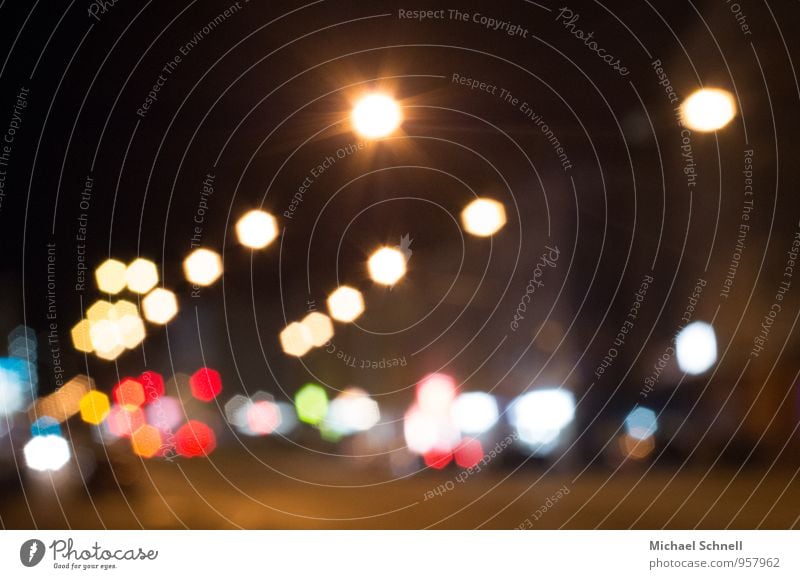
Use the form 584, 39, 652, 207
236, 210, 278, 249
368, 247, 407, 286
680, 88, 736, 132
461, 198, 507, 237
451, 392, 499, 434
624, 407, 658, 441
32, 375, 91, 422
620, 434, 655, 460
279, 322, 313, 357
88, 319, 124, 360
79, 390, 111, 425
183, 248, 222, 286
0, 359, 25, 416
115, 314, 146, 349
113, 378, 146, 409
224, 395, 252, 430
95, 259, 127, 294
247, 400, 281, 435
403, 404, 460, 455
351, 93, 402, 138
423, 449, 452, 470
300, 312, 334, 347
327, 286, 364, 323
106, 405, 145, 438
87, 300, 114, 323
175, 420, 216, 457
294, 384, 328, 425
274, 402, 298, 435
31, 416, 61, 437
190, 368, 223, 402
125, 258, 158, 294
326, 387, 380, 435
109, 300, 138, 320
139, 370, 165, 404
510, 389, 576, 454
454, 437, 484, 468
145, 396, 182, 433
9, 335, 37, 361
142, 288, 178, 325
131, 424, 163, 458
70, 320, 94, 353
23, 435, 71, 472
417, 373, 458, 415
676, 321, 717, 375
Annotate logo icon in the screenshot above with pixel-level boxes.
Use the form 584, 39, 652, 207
20, 539, 45, 567
397, 234, 413, 264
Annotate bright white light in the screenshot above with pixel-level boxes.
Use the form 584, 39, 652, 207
236, 210, 278, 249
279, 322, 314, 357
368, 247, 407, 286
142, 288, 178, 325
351, 93, 402, 138
680, 88, 736, 132
125, 258, 159, 294
95, 259, 127, 294
300, 312, 334, 347
23, 435, 71, 472
676, 321, 717, 375
461, 198, 507, 237
0, 367, 24, 416
326, 388, 380, 435
183, 248, 223, 286
451, 392, 499, 434
403, 405, 460, 455
416, 373, 457, 415
510, 389, 575, 454
624, 407, 658, 441
327, 286, 365, 323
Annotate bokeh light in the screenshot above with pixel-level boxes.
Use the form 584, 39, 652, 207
190, 367, 223, 402
624, 407, 658, 441
423, 449, 452, 470
454, 437, 484, 468
125, 258, 158, 294
79, 390, 111, 425
23, 435, 71, 472
131, 424, 163, 458
31, 416, 61, 437
325, 387, 380, 436
351, 93, 402, 138
279, 322, 314, 357
106, 405, 146, 438
95, 259, 127, 294
139, 370, 165, 404
620, 434, 655, 460
31, 375, 91, 422
113, 378, 146, 409
247, 400, 281, 435
676, 321, 717, 375
142, 288, 178, 325
183, 248, 223, 286
0, 358, 26, 416
294, 383, 328, 425
416, 373, 458, 416
236, 209, 278, 249
327, 286, 365, 323
451, 392, 499, 434
300, 312, 334, 347
70, 320, 93, 353
461, 198, 507, 237
510, 389, 576, 455
175, 420, 216, 457
680, 88, 736, 132
367, 246, 407, 286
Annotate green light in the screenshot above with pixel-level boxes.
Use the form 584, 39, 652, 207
294, 384, 328, 425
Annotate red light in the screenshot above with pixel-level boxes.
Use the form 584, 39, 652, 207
175, 420, 216, 457
424, 449, 453, 470
113, 378, 146, 408
139, 370, 165, 404
106, 406, 145, 438
454, 437, 484, 468
189, 368, 222, 402
247, 401, 281, 435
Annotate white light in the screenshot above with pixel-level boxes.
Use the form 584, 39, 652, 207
624, 407, 658, 441
680, 88, 736, 132
23, 435, 71, 472
368, 247, 407, 286
142, 288, 178, 325
327, 286, 365, 323
183, 248, 223, 286
236, 210, 279, 249
301, 312, 334, 347
416, 373, 457, 416
461, 198, 507, 237
676, 321, 717, 375
326, 388, 380, 435
125, 258, 159, 294
510, 389, 575, 454
351, 93, 402, 139
279, 322, 314, 357
403, 405, 460, 455
451, 392, 499, 434
0, 367, 24, 416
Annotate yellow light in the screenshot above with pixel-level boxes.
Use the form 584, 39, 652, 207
108, 300, 138, 320
126, 258, 158, 294
279, 322, 313, 357
142, 288, 178, 324
86, 300, 113, 323
327, 286, 365, 323
32, 375, 92, 422
71, 320, 93, 353
301, 312, 334, 347
351, 93, 402, 139
89, 319, 124, 360
117, 315, 146, 349
461, 198, 507, 237
95, 259, 127, 294
183, 248, 223, 286
236, 210, 279, 249
680, 88, 736, 132
79, 390, 110, 425
368, 246, 407, 286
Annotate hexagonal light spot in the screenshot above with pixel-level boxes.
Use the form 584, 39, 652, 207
301, 312, 334, 347
95, 259, 127, 294
79, 390, 110, 425
279, 322, 313, 357
326, 286, 364, 323
71, 319, 93, 353
126, 258, 159, 294
183, 248, 223, 286
142, 288, 178, 324
236, 210, 279, 249
461, 198, 507, 237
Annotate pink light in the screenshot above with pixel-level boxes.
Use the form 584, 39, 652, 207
247, 400, 281, 435
454, 437, 484, 468
139, 370, 165, 404
416, 373, 457, 415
